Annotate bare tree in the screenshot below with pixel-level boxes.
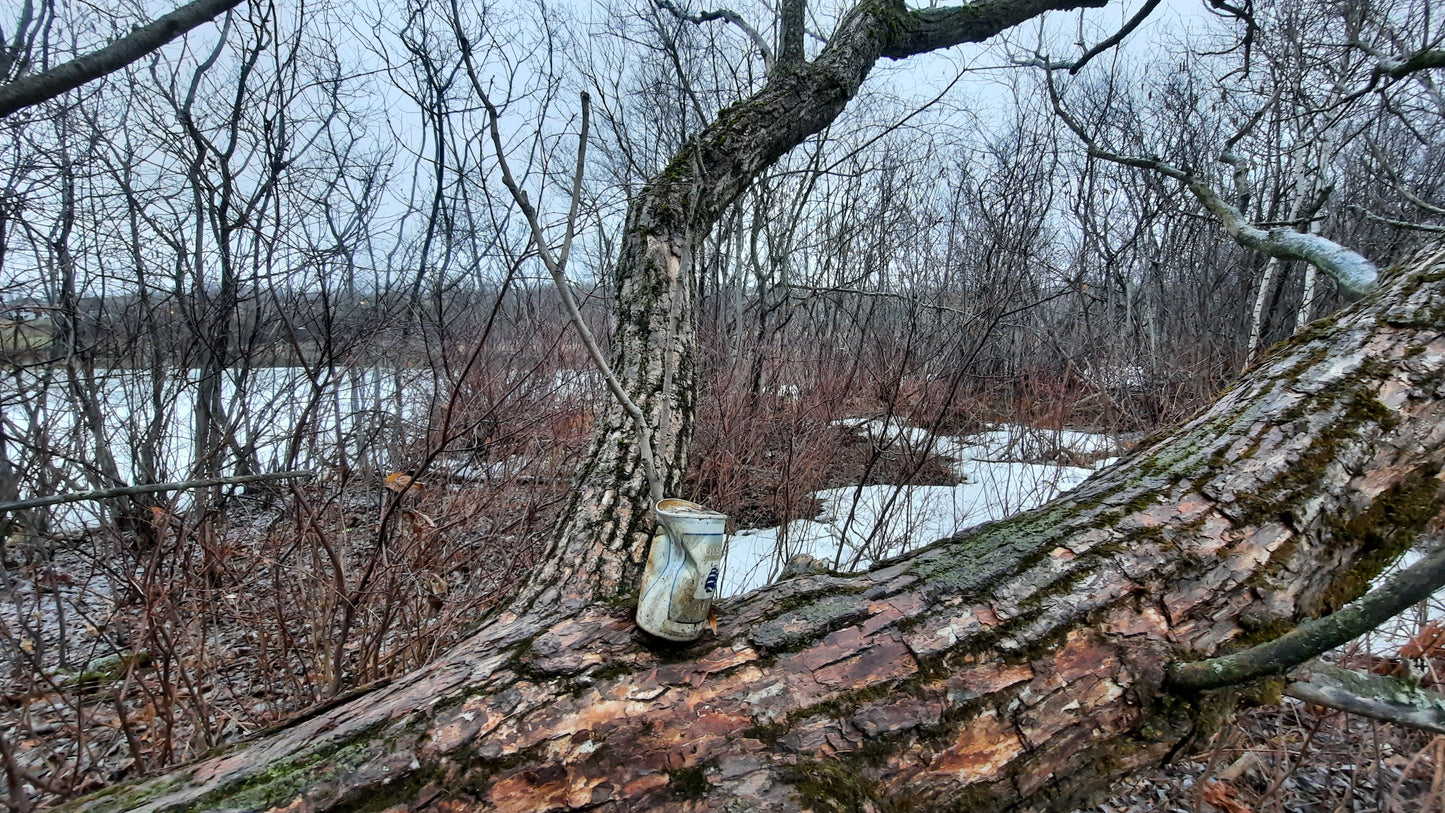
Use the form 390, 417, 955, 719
7, 0, 1445, 809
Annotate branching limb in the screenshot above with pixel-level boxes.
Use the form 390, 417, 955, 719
0, 0, 243, 118
1170, 540, 1445, 691
1203, 0, 1258, 68
1284, 663, 1445, 735
472, 85, 665, 504
1217, 85, 1280, 214
1016, 0, 1161, 74
1187, 179, 1374, 297
1045, 75, 1377, 298
654, 0, 773, 70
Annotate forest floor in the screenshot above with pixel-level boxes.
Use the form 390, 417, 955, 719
1090, 697, 1445, 812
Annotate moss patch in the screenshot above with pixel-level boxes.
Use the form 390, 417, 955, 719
1321, 464, 1444, 612
781, 757, 888, 813
668, 761, 715, 800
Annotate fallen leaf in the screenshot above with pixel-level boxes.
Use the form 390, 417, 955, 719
1401, 622, 1445, 660
1202, 780, 1253, 813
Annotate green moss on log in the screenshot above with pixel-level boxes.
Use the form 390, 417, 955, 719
781, 757, 890, 813
1321, 464, 1444, 612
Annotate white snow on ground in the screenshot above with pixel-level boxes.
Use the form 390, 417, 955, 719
718, 422, 1120, 597
720, 420, 1438, 664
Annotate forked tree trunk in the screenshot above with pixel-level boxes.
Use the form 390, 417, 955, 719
513, 0, 1108, 613
71, 254, 1445, 812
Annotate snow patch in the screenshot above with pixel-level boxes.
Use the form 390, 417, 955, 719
719, 422, 1117, 597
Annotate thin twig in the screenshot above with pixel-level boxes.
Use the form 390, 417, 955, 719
465, 67, 665, 503
0, 470, 313, 514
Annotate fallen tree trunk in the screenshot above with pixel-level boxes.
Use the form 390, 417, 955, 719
69, 253, 1445, 812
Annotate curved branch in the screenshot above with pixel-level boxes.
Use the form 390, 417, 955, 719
1171, 538, 1445, 691
0, 0, 243, 118
654, 0, 774, 69
1285, 664, 1445, 735
1349, 205, 1445, 233
1188, 179, 1377, 298
1068, 0, 1162, 74
1045, 76, 1378, 298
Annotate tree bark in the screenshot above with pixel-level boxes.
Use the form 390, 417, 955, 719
69, 251, 1445, 812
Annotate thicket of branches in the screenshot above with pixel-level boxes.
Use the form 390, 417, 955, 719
0, 0, 1441, 807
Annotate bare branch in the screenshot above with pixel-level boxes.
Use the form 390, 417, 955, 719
654, 0, 773, 69
0, 470, 312, 514
1366, 139, 1445, 218
1348, 205, 1445, 233
1187, 178, 1375, 297
1217, 86, 1280, 213
1203, 0, 1258, 70
471, 82, 665, 504
1067, 0, 1162, 74
0, 0, 244, 118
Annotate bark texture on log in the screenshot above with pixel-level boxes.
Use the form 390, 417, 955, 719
72, 254, 1445, 812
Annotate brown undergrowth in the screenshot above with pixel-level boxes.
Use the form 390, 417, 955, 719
2, 340, 1368, 812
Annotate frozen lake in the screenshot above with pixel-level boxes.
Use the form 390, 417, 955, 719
0, 364, 440, 523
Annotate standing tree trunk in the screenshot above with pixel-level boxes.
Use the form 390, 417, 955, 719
518, 0, 1110, 615
72, 251, 1445, 812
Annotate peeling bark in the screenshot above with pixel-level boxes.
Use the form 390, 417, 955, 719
70, 254, 1445, 812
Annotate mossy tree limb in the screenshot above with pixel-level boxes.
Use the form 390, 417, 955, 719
1285, 663, 1445, 735
1171, 531, 1445, 691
